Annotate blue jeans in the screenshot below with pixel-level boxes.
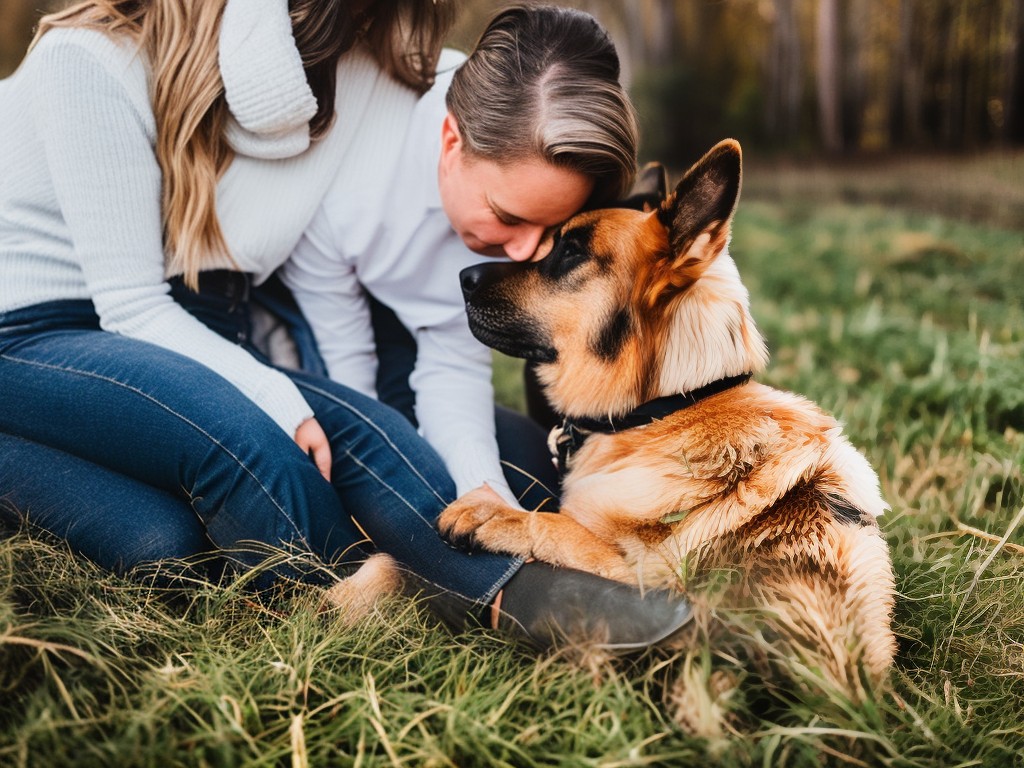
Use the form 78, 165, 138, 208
0, 288, 535, 603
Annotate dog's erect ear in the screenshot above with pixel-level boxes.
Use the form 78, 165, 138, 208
617, 162, 670, 211
658, 140, 742, 272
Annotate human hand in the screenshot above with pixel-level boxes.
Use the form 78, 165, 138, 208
295, 417, 332, 481
459, 483, 507, 506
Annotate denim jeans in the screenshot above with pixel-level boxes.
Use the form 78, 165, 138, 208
0, 283, 547, 604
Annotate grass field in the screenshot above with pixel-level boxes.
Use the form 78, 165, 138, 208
3, 154, 1023, 767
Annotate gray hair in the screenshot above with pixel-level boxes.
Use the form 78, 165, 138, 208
446, 5, 638, 207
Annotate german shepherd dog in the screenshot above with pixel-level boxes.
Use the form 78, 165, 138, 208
437, 140, 896, 718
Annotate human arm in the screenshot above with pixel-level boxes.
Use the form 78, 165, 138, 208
32, 34, 313, 436
279, 202, 379, 397
408, 309, 518, 507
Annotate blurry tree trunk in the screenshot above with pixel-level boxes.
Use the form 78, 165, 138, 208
648, 0, 676, 68
589, 0, 677, 84
962, 2, 996, 147
623, 1, 644, 72
611, 0, 676, 72
941, 4, 966, 147
892, 0, 926, 145
1004, 0, 1024, 144
766, 0, 803, 143
841, 0, 869, 148
816, 0, 843, 152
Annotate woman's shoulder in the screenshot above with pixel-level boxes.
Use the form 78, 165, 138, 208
29, 27, 147, 85
335, 45, 416, 105
330, 45, 420, 141
23, 27, 151, 120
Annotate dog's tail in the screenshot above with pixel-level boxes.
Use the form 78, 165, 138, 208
321, 553, 404, 624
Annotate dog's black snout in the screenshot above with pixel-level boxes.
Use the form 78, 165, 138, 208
460, 264, 486, 299
460, 261, 532, 302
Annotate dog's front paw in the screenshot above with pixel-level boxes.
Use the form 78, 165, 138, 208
438, 495, 502, 549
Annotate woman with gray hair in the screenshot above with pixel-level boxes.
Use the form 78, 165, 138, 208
0, 0, 690, 649
446, 4, 638, 212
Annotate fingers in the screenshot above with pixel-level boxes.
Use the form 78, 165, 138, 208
461, 483, 506, 505
294, 417, 332, 481
309, 439, 332, 481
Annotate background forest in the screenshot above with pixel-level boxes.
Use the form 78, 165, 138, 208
456, 0, 1024, 163
4, 0, 1024, 162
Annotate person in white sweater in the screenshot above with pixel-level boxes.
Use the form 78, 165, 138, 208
0, 0, 691, 648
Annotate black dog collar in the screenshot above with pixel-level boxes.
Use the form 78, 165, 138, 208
549, 372, 753, 474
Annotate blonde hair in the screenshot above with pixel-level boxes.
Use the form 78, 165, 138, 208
447, 5, 638, 207
35, 0, 453, 289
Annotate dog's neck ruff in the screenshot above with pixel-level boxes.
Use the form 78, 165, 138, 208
549, 373, 753, 474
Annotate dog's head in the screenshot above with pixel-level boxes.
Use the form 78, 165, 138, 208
461, 139, 769, 418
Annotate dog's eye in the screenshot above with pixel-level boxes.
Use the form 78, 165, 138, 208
554, 246, 587, 276
542, 229, 591, 279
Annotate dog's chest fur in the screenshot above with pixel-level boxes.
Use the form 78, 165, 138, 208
557, 381, 888, 588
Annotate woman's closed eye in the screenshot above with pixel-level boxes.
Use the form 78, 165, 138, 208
489, 203, 523, 228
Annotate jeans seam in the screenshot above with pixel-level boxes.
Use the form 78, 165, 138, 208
483, 557, 525, 605
343, 448, 445, 534
345, 439, 522, 603
293, 379, 452, 506
1, 353, 310, 545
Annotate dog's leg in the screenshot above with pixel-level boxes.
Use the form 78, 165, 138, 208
439, 495, 636, 583
722, 521, 895, 702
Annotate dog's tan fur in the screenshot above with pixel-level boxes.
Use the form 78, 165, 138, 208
321, 552, 403, 625
439, 140, 896, 705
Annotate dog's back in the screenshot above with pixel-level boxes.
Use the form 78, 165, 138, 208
561, 378, 896, 694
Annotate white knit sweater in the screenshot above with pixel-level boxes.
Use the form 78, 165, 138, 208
0, 28, 507, 500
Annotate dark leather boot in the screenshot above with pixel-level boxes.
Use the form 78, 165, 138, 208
406, 561, 691, 652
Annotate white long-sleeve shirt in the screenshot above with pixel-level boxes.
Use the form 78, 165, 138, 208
0, 28, 418, 438
1, 29, 509, 501
282, 59, 514, 502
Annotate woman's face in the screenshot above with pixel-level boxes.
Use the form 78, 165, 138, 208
437, 114, 595, 262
